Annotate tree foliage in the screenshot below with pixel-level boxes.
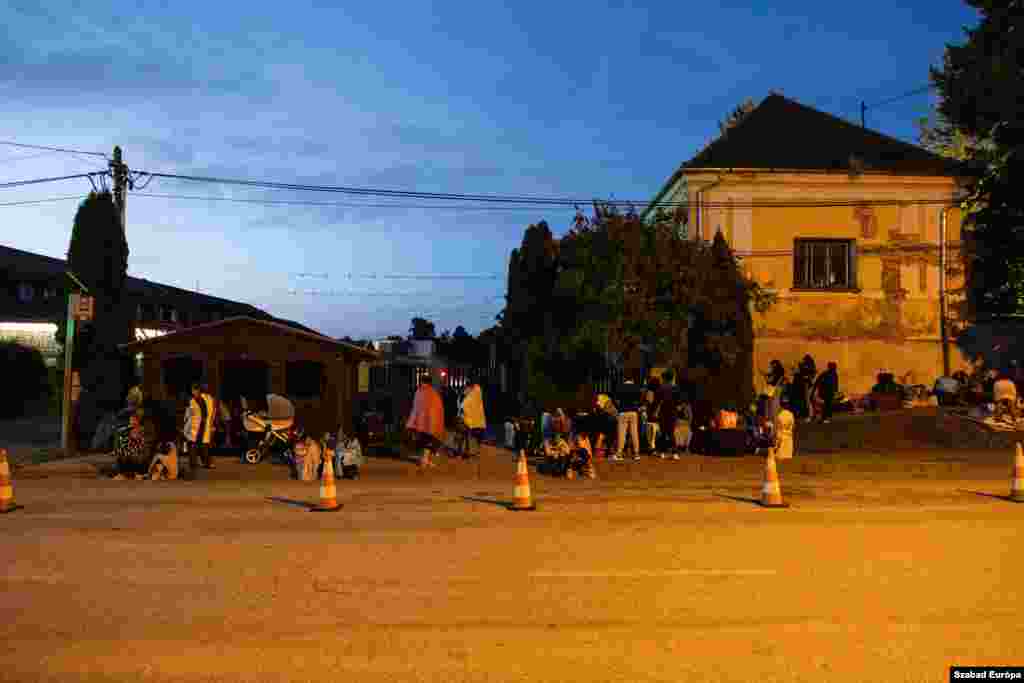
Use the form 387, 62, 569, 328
930, 0, 1024, 316
54, 191, 134, 432
408, 317, 436, 340
501, 206, 775, 408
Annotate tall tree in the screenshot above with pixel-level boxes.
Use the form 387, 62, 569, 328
56, 191, 133, 436
930, 0, 1024, 316
499, 205, 774, 408
408, 317, 436, 340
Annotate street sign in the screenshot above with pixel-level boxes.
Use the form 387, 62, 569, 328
73, 295, 94, 321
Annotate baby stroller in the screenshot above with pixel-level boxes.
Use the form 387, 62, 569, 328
241, 393, 300, 465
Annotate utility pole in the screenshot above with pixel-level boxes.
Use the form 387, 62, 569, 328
860, 101, 866, 128
939, 206, 952, 377
111, 146, 127, 232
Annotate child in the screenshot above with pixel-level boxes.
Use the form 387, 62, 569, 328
544, 433, 572, 477
147, 440, 178, 480
773, 408, 795, 460
335, 428, 365, 480
751, 415, 775, 455
568, 433, 596, 480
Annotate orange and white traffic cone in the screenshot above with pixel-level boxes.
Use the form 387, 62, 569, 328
760, 452, 789, 508
0, 448, 22, 513
311, 455, 343, 512
1010, 442, 1024, 503
509, 449, 536, 511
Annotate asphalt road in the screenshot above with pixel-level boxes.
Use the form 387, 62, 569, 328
2, 451, 1022, 683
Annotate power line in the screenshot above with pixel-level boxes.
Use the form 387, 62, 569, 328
132, 169, 961, 209
0, 194, 86, 207
0, 172, 105, 190
132, 172, 960, 209
866, 84, 933, 110
0, 140, 108, 159
134, 191, 581, 211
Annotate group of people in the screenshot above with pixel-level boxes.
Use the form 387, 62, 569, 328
111, 382, 218, 480
404, 373, 488, 468
934, 364, 1023, 423
763, 355, 840, 424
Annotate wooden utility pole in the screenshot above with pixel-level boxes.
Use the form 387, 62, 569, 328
860, 101, 866, 128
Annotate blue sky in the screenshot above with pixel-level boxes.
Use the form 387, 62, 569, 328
1, 0, 979, 339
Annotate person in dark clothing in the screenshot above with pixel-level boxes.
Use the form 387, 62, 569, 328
613, 375, 644, 461
815, 362, 840, 423
789, 369, 810, 421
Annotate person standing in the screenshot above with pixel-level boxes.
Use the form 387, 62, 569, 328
613, 375, 643, 461
773, 408, 795, 461
459, 375, 487, 458
799, 354, 818, 422
817, 362, 839, 423
405, 375, 445, 468
183, 382, 216, 475
764, 360, 786, 424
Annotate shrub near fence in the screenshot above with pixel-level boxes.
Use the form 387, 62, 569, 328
0, 339, 51, 418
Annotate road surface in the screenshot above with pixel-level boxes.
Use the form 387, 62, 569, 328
2, 451, 1022, 682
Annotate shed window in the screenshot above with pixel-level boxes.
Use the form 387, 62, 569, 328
17, 282, 35, 303
160, 305, 177, 323
286, 361, 324, 398
793, 239, 857, 290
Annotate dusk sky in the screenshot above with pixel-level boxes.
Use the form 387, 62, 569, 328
2, 0, 979, 340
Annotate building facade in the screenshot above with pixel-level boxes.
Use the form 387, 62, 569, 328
644, 94, 972, 394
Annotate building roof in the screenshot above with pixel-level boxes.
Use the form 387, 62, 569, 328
681, 94, 965, 176
0, 243, 324, 336
120, 315, 380, 359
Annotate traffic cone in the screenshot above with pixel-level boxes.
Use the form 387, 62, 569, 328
311, 455, 343, 512
0, 448, 22, 513
759, 452, 789, 508
509, 449, 536, 511
1010, 442, 1024, 503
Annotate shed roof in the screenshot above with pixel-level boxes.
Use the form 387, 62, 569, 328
120, 316, 379, 360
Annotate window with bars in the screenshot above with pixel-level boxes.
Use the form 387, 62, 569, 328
793, 239, 857, 290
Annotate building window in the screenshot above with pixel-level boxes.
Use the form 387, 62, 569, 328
286, 361, 324, 398
160, 305, 177, 323
793, 239, 857, 290
17, 282, 35, 303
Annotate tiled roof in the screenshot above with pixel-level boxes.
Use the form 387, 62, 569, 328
681, 94, 964, 175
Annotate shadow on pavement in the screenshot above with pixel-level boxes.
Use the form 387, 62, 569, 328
460, 495, 512, 510
958, 489, 1024, 504
715, 493, 765, 507
266, 496, 316, 510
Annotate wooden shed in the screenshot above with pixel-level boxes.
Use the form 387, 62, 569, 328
121, 316, 379, 435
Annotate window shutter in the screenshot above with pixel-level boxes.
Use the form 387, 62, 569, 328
793, 240, 805, 288
849, 241, 858, 290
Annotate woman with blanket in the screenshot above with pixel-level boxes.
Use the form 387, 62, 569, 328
405, 375, 446, 469
458, 376, 487, 458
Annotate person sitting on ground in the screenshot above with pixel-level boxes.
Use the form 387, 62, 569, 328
544, 432, 573, 478
112, 413, 149, 479
933, 374, 960, 407
993, 371, 1019, 423
568, 432, 596, 480
147, 440, 178, 481
550, 408, 571, 439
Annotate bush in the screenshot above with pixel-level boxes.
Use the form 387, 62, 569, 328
0, 339, 51, 418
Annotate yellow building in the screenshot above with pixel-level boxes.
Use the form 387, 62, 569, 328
644, 94, 970, 395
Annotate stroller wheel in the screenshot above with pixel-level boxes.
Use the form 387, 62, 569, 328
243, 448, 261, 464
